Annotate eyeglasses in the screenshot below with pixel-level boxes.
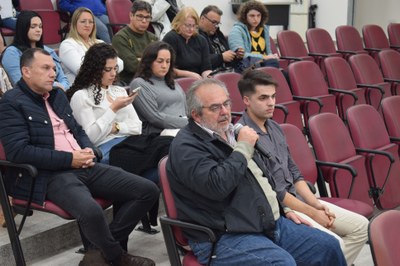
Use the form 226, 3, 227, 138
78, 19, 94, 25
134, 14, 152, 22
203, 15, 221, 27
183, 23, 198, 30
202, 99, 232, 113
103, 66, 119, 72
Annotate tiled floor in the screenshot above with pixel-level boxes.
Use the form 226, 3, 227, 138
30, 222, 374, 266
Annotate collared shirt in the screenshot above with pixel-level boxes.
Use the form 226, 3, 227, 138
239, 112, 305, 203
43, 92, 81, 152
195, 121, 281, 220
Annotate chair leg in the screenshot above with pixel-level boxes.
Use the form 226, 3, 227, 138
0, 174, 26, 266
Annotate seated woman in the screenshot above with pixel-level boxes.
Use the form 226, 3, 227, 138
162, 6, 212, 79
68, 43, 140, 164
59, 7, 123, 84
68, 43, 171, 235
130, 41, 187, 136
228, 0, 279, 73
1, 11, 70, 90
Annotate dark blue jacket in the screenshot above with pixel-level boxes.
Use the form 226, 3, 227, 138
0, 79, 93, 204
166, 119, 276, 242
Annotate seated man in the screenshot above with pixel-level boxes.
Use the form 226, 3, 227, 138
198, 5, 240, 70
166, 78, 347, 265
0, 48, 159, 266
237, 69, 369, 266
112, 1, 158, 85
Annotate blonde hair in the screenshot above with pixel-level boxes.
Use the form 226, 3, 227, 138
68, 7, 98, 48
171, 6, 199, 36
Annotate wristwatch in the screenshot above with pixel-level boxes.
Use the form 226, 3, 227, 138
115, 122, 120, 133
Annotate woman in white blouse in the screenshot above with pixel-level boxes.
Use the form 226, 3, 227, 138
60, 7, 123, 84
68, 43, 140, 164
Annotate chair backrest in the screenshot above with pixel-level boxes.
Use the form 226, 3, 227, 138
308, 112, 373, 207
306, 28, 338, 55
35, 10, 63, 45
175, 77, 196, 93
324, 56, 367, 119
288, 61, 337, 126
378, 49, 400, 95
19, 0, 54, 10
369, 210, 400, 266
277, 30, 309, 58
270, 36, 288, 70
381, 96, 400, 141
335, 25, 366, 54
348, 53, 392, 109
258, 66, 303, 130
106, 0, 132, 35
362, 24, 390, 50
159, 157, 187, 247
347, 104, 400, 209
213, 72, 245, 113
281, 123, 318, 183
387, 23, 400, 48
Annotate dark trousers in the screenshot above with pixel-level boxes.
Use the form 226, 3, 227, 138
45, 163, 159, 261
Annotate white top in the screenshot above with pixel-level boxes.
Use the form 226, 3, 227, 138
59, 38, 124, 84
70, 85, 142, 146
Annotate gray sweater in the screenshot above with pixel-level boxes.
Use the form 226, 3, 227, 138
131, 76, 188, 135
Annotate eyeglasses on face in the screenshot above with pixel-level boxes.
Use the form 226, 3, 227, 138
183, 23, 198, 30
202, 99, 232, 113
78, 19, 94, 25
134, 14, 152, 22
203, 15, 221, 27
103, 66, 119, 72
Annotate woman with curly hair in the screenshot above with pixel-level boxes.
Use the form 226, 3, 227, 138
130, 41, 187, 136
68, 42, 141, 164
228, 0, 279, 72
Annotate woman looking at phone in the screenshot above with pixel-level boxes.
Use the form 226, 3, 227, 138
68, 43, 141, 164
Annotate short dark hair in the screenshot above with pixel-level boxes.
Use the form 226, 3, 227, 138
238, 69, 277, 97
131, 0, 152, 14
200, 5, 223, 17
237, 0, 269, 30
20, 48, 51, 69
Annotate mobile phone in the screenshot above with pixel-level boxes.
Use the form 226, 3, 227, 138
129, 87, 141, 96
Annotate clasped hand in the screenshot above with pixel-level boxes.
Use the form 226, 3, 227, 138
72, 148, 96, 169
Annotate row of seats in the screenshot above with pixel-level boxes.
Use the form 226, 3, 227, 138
158, 101, 400, 265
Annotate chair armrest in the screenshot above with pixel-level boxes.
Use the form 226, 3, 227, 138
390, 45, 400, 49
315, 160, 357, 199
275, 104, 289, 123
93, 147, 103, 162
364, 47, 382, 52
328, 88, 358, 102
389, 136, 400, 142
337, 50, 357, 55
0, 160, 38, 177
355, 148, 395, 163
306, 180, 317, 194
279, 56, 303, 61
292, 95, 324, 116
308, 52, 339, 58
356, 83, 385, 94
383, 77, 400, 84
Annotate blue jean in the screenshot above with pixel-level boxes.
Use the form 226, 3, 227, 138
98, 136, 127, 164
46, 163, 159, 261
1, 17, 17, 30
189, 216, 346, 266
95, 14, 111, 43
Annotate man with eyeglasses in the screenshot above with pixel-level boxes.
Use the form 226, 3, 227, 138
198, 5, 242, 70
59, 0, 111, 43
166, 78, 347, 266
112, 1, 158, 85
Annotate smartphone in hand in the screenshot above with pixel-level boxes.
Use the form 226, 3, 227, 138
129, 87, 141, 97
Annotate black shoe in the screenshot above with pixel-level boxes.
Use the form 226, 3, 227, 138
79, 249, 109, 266
136, 225, 160, 235
112, 252, 155, 266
